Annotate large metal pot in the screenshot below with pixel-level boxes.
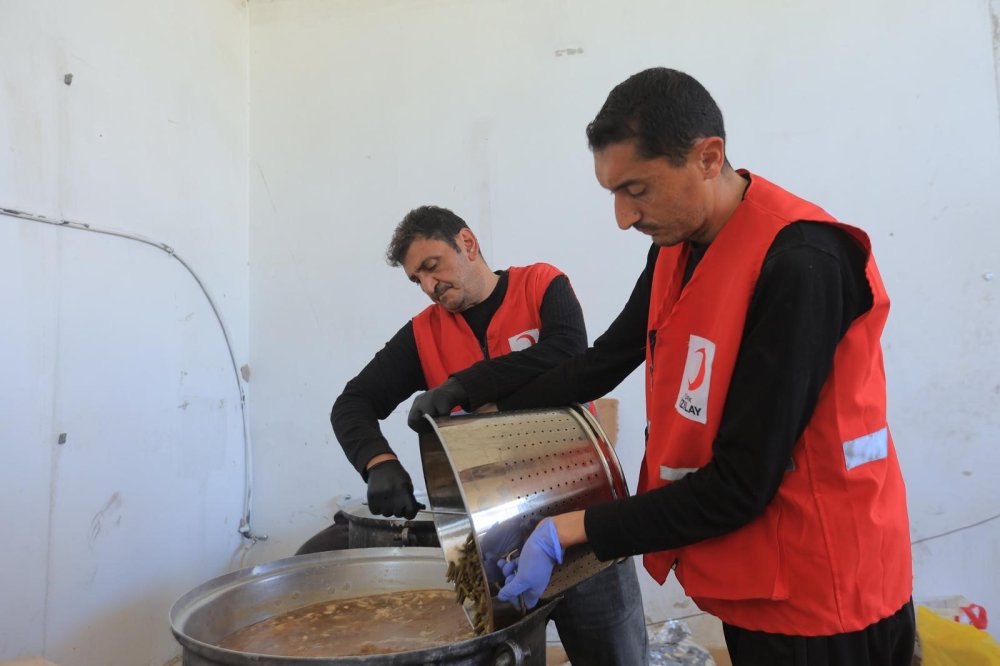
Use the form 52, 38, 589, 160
170, 547, 556, 665
419, 405, 628, 632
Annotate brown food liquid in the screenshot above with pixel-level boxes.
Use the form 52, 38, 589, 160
217, 589, 476, 657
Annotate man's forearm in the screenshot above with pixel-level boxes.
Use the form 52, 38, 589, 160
331, 393, 396, 476
365, 453, 398, 470
331, 321, 428, 476
552, 510, 588, 549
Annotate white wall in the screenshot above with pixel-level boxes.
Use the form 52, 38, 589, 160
0, 1, 249, 664
3, 0, 998, 662
248, 0, 1000, 646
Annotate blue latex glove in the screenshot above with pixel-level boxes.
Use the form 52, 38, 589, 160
480, 514, 533, 585
497, 518, 564, 609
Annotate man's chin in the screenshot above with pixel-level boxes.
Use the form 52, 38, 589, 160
651, 234, 684, 247
437, 297, 463, 312
637, 227, 672, 247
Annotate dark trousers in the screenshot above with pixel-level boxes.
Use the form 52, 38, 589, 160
723, 599, 915, 666
550, 559, 649, 666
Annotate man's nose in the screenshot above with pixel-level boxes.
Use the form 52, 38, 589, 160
419, 274, 437, 296
614, 194, 640, 230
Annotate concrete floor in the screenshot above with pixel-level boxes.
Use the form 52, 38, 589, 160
544, 638, 732, 665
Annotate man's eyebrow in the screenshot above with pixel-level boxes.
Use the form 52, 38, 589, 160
407, 257, 437, 280
608, 178, 642, 193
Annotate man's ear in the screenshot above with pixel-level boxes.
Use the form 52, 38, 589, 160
695, 136, 726, 179
457, 227, 479, 260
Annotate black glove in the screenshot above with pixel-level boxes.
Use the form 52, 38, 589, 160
407, 378, 468, 432
366, 459, 425, 519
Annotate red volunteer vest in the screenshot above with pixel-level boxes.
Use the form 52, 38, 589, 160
412, 264, 561, 389
641, 172, 911, 635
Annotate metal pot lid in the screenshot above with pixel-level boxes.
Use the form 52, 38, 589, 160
339, 495, 437, 525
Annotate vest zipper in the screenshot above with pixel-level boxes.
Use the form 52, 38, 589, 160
646, 330, 656, 443
647, 329, 657, 381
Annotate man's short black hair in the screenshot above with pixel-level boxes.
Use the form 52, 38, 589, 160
386, 205, 469, 267
586, 67, 726, 167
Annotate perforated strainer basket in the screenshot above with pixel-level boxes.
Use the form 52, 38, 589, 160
419, 404, 629, 631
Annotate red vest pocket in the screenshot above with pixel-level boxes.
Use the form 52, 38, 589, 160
675, 503, 788, 602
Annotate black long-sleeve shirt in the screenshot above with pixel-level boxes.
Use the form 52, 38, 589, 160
332, 271, 587, 476
499, 222, 874, 561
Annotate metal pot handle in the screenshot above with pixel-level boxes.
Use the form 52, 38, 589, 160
491, 639, 527, 666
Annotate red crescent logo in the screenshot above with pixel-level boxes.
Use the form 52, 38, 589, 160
687, 348, 707, 391
516, 333, 536, 345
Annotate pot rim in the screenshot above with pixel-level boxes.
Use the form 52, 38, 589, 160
170, 547, 558, 664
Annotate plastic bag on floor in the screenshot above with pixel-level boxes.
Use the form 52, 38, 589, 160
648, 618, 716, 666
920, 595, 989, 629
917, 605, 1000, 666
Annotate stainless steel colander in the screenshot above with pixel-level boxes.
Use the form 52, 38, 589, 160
419, 404, 628, 631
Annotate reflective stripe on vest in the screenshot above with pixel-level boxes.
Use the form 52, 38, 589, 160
660, 466, 699, 482
843, 427, 889, 470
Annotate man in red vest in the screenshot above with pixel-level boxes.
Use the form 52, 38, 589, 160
421, 69, 916, 665
330, 205, 648, 666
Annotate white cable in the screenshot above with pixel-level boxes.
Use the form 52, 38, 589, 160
1, 205, 267, 545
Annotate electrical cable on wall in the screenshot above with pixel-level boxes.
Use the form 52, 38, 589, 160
1, 205, 267, 546
910, 511, 1000, 546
